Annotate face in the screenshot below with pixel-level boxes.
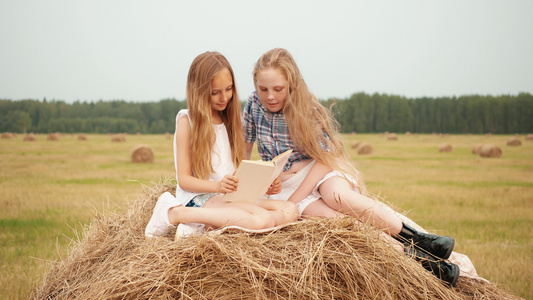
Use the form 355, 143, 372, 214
210, 68, 233, 115
255, 67, 289, 113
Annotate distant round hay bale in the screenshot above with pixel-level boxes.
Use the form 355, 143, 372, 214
472, 144, 483, 154
23, 134, 36, 142
479, 144, 502, 158
78, 134, 87, 141
131, 145, 154, 163
506, 137, 521, 146
111, 134, 126, 142
165, 132, 172, 139
30, 182, 521, 300
47, 133, 59, 141
526, 134, 533, 140
357, 142, 372, 155
1, 132, 13, 139
387, 133, 398, 140
438, 143, 453, 153
350, 141, 361, 149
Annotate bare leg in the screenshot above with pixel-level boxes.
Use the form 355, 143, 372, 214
256, 199, 299, 225
318, 176, 403, 236
168, 195, 275, 230
300, 199, 344, 219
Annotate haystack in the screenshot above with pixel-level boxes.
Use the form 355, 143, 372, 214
350, 140, 361, 149
165, 132, 172, 139
506, 137, 521, 146
47, 133, 59, 141
479, 144, 502, 158
31, 181, 521, 300
131, 145, 154, 163
1, 132, 13, 139
23, 134, 36, 142
439, 144, 453, 153
357, 142, 372, 155
77, 134, 87, 141
526, 134, 533, 140
387, 133, 398, 140
111, 134, 126, 142
472, 144, 482, 154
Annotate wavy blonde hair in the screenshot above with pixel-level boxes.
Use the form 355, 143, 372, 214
186, 51, 245, 180
253, 48, 366, 193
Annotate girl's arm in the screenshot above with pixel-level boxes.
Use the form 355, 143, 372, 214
176, 117, 237, 194
244, 142, 254, 160
287, 161, 332, 204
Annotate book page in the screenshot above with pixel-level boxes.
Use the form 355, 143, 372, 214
223, 149, 292, 203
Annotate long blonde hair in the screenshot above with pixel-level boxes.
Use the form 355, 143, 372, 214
186, 51, 245, 180
253, 48, 366, 192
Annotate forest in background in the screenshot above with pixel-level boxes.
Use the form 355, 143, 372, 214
1, 92, 532, 134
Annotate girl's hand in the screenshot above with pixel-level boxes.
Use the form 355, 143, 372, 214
219, 174, 238, 193
266, 177, 282, 195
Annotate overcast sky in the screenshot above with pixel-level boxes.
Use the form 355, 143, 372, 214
1, 1, 532, 103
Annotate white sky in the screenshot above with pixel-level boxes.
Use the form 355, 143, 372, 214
1, 0, 532, 102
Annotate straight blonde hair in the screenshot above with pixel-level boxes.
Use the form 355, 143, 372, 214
253, 48, 366, 193
186, 51, 245, 180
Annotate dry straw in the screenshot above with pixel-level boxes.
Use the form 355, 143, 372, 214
506, 137, 521, 146
357, 142, 373, 155
479, 145, 502, 158
111, 134, 127, 142
472, 144, 482, 155
77, 134, 87, 141
350, 141, 361, 149
47, 133, 59, 141
31, 181, 521, 299
131, 145, 155, 163
23, 134, 36, 142
1, 132, 13, 139
526, 134, 533, 140
387, 133, 398, 141
438, 144, 453, 153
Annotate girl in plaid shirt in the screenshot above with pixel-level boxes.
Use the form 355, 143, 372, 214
243, 48, 462, 286
145, 51, 298, 239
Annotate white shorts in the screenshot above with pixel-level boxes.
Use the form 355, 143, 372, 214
268, 160, 359, 216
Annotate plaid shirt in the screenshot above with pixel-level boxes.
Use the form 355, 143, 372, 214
243, 91, 311, 171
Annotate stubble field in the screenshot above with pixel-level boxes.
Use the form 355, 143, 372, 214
0, 133, 531, 299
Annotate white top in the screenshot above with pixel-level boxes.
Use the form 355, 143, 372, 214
173, 109, 235, 205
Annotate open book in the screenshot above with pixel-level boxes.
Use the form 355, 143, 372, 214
222, 149, 292, 203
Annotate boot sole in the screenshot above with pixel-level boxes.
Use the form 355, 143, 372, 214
448, 263, 460, 287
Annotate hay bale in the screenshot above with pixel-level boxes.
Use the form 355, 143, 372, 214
23, 134, 36, 142
438, 144, 453, 153
479, 144, 502, 158
387, 133, 398, 140
77, 134, 87, 141
472, 144, 483, 154
526, 134, 533, 140
165, 132, 172, 139
357, 142, 372, 155
30, 181, 522, 300
1, 132, 13, 139
350, 140, 361, 149
131, 145, 154, 163
47, 133, 59, 141
111, 134, 126, 142
506, 137, 521, 146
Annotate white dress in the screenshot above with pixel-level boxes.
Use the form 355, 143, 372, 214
173, 109, 235, 206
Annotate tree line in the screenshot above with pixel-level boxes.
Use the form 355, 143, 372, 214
1, 93, 532, 134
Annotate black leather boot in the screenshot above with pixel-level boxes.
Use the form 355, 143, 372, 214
394, 222, 455, 259
405, 246, 460, 287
